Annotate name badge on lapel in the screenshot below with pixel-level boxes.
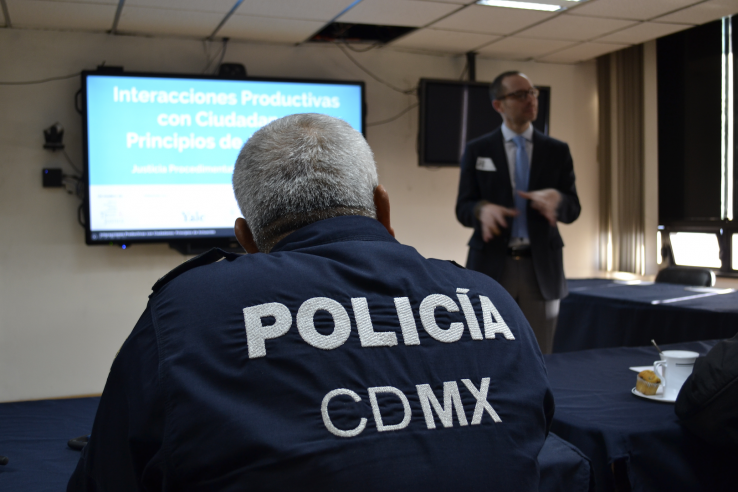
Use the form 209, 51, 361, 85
475, 157, 496, 172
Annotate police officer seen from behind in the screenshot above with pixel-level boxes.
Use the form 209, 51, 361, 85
69, 113, 554, 491
456, 71, 581, 354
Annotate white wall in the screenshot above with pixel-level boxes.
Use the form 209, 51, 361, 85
0, 28, 599, 402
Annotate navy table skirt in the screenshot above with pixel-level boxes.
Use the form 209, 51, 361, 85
0, 396, 592, 491
554, 279, 738, 353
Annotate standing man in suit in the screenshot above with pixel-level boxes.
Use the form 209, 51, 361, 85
456, 71, 580, 354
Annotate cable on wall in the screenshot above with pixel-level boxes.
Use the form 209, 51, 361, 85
202, 38, 230, 74
62, 149, 82, 175
212, 38, 230, 74
0, 72, 80, 85
336, 43, 416, 95
367, 103, 418, 127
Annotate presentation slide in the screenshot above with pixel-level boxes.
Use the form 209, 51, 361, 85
85, 74, 363, 241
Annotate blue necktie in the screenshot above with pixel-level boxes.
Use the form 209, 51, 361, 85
512, 135, 529, 240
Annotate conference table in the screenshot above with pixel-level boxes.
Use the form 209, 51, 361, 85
553, 278, 738, 353
0, 396, 594, 492
545, 339, 736, 492
8, 339, 731, 492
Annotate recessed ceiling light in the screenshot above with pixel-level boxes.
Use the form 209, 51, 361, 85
476, 0, 563, 12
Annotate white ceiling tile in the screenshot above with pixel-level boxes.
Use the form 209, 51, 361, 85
125, 0, 237, 13
391, 28, 499, 53
596, 21, 691, 44
218, 14, 326, 44
655, 0, 738, 25
431, 4, 555, 35
233, 0, 359, 22
116, 6, 224, 37
537, 41, 629, 63
338, 0, 461, 27
518, 14, 637, 41
569, 0, 701, 21
6, 0, 116, 30
477, 36, 577, 59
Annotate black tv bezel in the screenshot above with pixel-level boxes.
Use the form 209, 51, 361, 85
417, 78, 551, 167
80, 70, 367, 251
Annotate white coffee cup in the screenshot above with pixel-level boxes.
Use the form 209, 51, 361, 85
653, 350, 699, 399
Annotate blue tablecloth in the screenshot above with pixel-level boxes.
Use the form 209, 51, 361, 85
545, 339, 736, 492
0, 396, 592, 491
554, 279, 738, 353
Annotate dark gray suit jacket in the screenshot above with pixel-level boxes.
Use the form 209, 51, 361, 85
455, 127, 581, 300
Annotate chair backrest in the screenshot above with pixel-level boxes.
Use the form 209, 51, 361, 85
655, 266, 716, 287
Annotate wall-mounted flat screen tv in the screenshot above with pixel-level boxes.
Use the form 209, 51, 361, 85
81, 71, 365, 252
418, 78, 550, 167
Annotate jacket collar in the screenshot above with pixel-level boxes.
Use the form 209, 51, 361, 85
270, 215, 398, 253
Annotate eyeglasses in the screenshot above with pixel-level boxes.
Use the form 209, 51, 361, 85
497, 88, 539, 101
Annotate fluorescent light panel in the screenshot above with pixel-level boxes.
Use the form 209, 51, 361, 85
476, 1, 563, 12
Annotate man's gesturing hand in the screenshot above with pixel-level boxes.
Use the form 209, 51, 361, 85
478, 203, 518, 242
518, 189, 561, 226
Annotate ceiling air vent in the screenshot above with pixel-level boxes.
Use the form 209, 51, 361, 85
309, 22, 416, 45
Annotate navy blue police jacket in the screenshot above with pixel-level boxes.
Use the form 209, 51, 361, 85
68, 215, 554, 492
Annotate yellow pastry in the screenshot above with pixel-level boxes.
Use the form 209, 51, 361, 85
636, 369, 661, 395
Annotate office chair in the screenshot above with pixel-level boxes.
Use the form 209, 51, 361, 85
655, 266, 716, 287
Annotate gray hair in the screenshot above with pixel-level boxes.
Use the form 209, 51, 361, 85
232, 113, 378, 252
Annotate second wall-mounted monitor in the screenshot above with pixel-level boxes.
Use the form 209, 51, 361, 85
418, 78, 550, 167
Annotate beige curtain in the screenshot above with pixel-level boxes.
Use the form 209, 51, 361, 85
597, 45, 646, 275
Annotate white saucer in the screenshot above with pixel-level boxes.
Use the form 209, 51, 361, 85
631, 387, 676, 403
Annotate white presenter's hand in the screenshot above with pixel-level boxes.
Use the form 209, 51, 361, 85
518, 189, 561, 226
478, 203, 518, 242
